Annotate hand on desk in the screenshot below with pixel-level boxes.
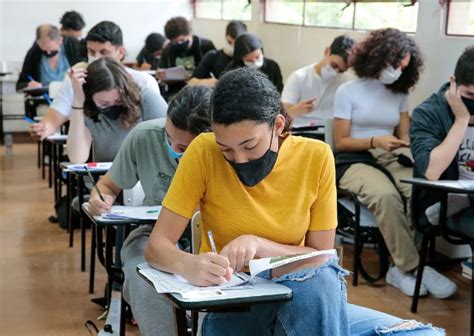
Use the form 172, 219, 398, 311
221, 235, 259, 272
27, 80, 43, 89
89, 194, 114, 216
155, 69, 166, 82
182, 252, 233, 287
29, 121, 54, 140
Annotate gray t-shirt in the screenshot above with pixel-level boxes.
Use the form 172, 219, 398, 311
108, 118, 178, 205
85, 86, 168, 162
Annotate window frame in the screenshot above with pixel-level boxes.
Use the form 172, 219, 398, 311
445, 0, 474, 38
263, 0, 418, 34
193, 0, 252, 22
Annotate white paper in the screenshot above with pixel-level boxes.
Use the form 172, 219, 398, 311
164, 66, 187, 81
249, 249, 337, 277
46, 133, 67, 141
64, 162, 113, 172
138, 264, 252, 299
101, 205, 162, 221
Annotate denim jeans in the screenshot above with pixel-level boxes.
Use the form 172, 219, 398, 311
202, 258, 444, 336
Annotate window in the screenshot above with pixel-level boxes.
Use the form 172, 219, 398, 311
446, 0, 474, 37
194, 0, 252, 21
264, 1, 419, 33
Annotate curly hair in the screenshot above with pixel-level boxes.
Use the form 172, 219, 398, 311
212, 67, 292, 132
350, 28, 423, 94
83, 57, 141, 129
168, 86, 212, 135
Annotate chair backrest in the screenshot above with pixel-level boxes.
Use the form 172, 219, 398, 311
48, 81, 63, 99
123, 181, 145, 206
191, 211, 202, 254
324, 118, 335, 151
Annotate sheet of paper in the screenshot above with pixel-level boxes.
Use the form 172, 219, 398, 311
164, 66, 187, 81
64, 162, 113, 172
249, 249, 337, 277
46, 134, 68, 141
101, 205, 162, 221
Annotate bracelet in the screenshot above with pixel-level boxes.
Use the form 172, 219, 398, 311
370, 137, 375, 149
71, 106, 83, 110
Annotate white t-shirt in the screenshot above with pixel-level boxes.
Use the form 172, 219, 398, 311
51, 67, 163, 118
281, 64, 347, 128
458, 124, 474, 180
333, 78, 408, 139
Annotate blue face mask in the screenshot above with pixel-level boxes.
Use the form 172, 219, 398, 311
166, 137, 184, 159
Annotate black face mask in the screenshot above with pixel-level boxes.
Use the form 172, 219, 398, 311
43, 50, 59, 58
96, 105, 127, 120
172, 39, 190, 55
226, 127, 278, 187
462, 97, 474, 116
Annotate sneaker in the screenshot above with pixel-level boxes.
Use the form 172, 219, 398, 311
386, 266, 428, 297
416, 266, 457, 299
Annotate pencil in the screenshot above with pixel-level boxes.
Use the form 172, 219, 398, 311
84, 165, 105, 202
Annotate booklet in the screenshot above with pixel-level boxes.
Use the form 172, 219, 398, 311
63, 162, 113, 172
100, 205, 162, 221
163, 66, 187, 81
138, 249, 337, 299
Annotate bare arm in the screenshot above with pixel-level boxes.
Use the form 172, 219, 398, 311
66, 108, 92, 163
283, 98, 317, 118
395, 112, 410, 143
425, 80, 471, 180
187, 77, 218, 88
29, 108, 68, 140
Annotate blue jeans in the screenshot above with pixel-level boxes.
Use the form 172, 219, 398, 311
202, 258, 444, 336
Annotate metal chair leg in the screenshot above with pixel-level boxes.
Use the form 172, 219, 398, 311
411, 234, 430, 313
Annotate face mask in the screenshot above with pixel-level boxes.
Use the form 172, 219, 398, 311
88, 55, 99, 63
96, 105, 126, 120
166, 137, 184, 159
224, 46, 234, 57
244, 54, 264, 70
227, 126, 278, 187
320, 64, 339, 81
172, 39, 190, 54
462, 97, 474, 116
379, 65, 402, 85
43, 50, 59, 58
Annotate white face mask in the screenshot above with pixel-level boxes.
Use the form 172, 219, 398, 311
379, 65, 402, 84
88, 55, 99, 64
244, 54, 264, 70
320, 64, 339, 81
224, 45, 234, 57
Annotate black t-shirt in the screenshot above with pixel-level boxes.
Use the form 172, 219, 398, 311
159, 35, 216, 71
192, 49, 232, 79
136, 46, 160, 70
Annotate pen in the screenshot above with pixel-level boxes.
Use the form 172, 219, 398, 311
84, 165, 105, 202
23, 116, 38, 124
207, 230, 218, 254
146, 210, 159, 213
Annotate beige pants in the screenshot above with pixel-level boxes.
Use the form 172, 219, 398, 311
339, 148, 419, 272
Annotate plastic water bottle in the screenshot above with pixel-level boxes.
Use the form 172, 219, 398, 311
4, 133, 13, 157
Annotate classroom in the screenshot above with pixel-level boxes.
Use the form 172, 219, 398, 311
0, 0, 473, 335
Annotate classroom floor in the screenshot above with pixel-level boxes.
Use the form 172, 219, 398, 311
0, 143, 470, 335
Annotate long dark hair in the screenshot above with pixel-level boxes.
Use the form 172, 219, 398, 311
168, 86, 212, 135
225, 33, 264, 70
83, 57, 140, 128
212, 67, 292, 132
350, 28, 423, 94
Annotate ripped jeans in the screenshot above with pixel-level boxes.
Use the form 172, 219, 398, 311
202, 258, 444, 336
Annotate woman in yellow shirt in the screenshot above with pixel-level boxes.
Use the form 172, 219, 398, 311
145, 68, 443, 335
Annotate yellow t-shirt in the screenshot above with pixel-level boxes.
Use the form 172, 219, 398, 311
162, 133, 337, 254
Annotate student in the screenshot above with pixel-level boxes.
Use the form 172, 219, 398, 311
67, 57, 165, 163
144, 68, 443, 335
281, 35, 354, 134
333, 28, 456, 298
29, 21, 166, 140
410, 46, 474, 237
60, 10, 85, 39
136, 33, 167, 70
224, 33, 283, 93
16, 24, 85, 91
88, 86, 212, 336
157, 16, 215, 77
189, 20, 247, 87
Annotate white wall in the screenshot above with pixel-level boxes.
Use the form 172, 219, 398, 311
192, 1, 473, 110
0, 0, 193, 65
